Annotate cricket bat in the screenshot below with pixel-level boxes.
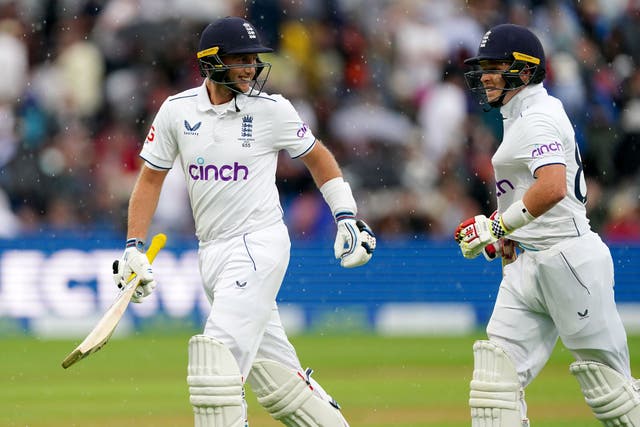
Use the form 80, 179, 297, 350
61, 233, 167, 369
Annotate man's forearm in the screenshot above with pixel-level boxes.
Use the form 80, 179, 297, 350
126, 167, 166, 241
302, 140, 343, 187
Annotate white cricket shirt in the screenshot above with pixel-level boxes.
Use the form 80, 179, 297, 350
140, 81, 316, 241
493, 84, 590, 250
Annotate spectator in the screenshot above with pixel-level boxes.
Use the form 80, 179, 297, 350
603, 185, 640, 242
0, 0, 638, 242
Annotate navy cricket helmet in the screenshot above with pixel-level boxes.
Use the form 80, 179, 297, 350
464, 24, 546, 108
197, 16, 274, 95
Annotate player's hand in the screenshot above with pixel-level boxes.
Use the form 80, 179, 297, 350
334, 215, 376, 268
112, 238, 156, 303
482, 238, 517, 262
454, 212, 510, 259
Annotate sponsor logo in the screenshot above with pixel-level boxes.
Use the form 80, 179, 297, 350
239, 115, 254, 148
578, 309, 589, 319
296, 123, 309, 138
531, 141, 563, 158
235, 280, 247, 288
184, 120, 201, 136
188, 157, 249, 181
495, 179, 515, 198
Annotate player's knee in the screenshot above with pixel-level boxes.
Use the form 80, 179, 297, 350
570, 360, 640, 425
187, 335, 246, 427
247, 359, 348, 427
470, 340, 529, 426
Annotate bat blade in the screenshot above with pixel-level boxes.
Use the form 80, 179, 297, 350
61, 284, 137, 368
61, 233, 167, 369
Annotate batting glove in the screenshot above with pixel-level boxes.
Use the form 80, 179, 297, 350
112, 238, 156, 303
334, 212, 376, 268
454, 212, 511, 259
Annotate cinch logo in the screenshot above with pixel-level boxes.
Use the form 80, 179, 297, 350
531, 141, 563, 158
296, 123, 308, 138
184, 120, 201, 136
496, 178, 515, 198
188, 157, 249, 181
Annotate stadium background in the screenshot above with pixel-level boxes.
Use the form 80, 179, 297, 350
1, 0, 640, 426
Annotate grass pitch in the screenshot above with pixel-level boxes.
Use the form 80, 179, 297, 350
2, 333, 639, 426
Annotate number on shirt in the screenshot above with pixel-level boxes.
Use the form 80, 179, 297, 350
573, 143, 587, 204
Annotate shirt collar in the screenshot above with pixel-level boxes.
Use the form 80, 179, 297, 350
196, 79, 249, 114
500, 83, 547, 119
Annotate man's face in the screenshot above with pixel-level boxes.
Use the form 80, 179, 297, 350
221, 54, 258, 92
478, 60, 510, 104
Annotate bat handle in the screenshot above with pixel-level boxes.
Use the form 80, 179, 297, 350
145, 233, 168, 263
125, 233, 167, 282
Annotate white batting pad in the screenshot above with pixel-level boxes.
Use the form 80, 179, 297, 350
570, 361, 640, 426
469, 340, 528, 426
247, 359, 348, 427
187, 335, 245, 427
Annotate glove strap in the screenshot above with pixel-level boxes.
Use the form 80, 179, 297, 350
126, 238, 146, 252
335, 211, 356, 222
491, 217, 510, 239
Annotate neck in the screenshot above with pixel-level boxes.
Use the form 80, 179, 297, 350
501, 86, 525, 105
206, 79, 234, 105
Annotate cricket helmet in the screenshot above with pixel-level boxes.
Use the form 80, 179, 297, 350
197, 16, 273, 95
464, 24, 546, 108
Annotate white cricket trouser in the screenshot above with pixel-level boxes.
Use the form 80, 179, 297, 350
198, 221, 303, 378
487, 231, 631, 387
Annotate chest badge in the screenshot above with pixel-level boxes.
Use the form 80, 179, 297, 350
238, 115, 254, 148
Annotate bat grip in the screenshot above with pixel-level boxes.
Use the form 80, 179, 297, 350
125, 233, 167, 282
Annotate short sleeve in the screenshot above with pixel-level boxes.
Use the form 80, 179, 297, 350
140, 100, 178, 169
521, 110, 567, 175
269, 95, 316, 158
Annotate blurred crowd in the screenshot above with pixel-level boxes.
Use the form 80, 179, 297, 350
0, 0, 639, 243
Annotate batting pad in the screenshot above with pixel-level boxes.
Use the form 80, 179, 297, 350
187, 335, 245, 427
469, 340, 528, 426
247, 359, 349, 427
570, 361, 640, 426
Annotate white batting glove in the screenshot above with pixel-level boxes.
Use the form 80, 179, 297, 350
112, 238, 156, 303
333, 213, 376, 268
454, 213, 510, 259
